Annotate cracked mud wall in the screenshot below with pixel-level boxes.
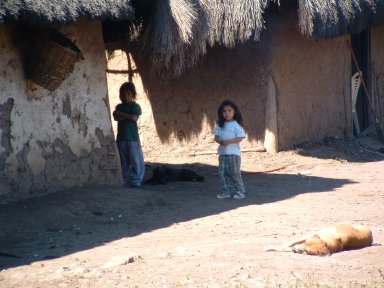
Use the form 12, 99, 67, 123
0, 22, 120, 202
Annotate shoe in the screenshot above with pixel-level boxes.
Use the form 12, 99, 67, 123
233, 193, 245, 199
217, 193, 231, 199
130, 184, 141, 189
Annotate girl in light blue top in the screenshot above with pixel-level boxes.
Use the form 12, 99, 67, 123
213, 99, 246, 199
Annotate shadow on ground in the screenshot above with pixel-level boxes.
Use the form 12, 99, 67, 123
291, 136, 384, 163
0, 162, 354, 270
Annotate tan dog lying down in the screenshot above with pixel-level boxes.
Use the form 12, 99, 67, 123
263, 224, 373, 256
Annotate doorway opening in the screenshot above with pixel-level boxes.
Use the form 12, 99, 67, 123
351, 28, 371, 135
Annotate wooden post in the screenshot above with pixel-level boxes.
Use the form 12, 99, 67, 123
264, 75, 279, 153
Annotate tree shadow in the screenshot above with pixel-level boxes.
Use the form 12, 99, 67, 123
0, 162, 354, 269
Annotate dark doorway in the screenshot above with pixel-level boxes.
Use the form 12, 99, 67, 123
351, 29, 371, 134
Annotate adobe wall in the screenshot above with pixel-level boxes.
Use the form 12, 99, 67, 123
371, 25, 384, 132
0, 21, 121, 202
263, 8, 352, 149
107, 6, 351, 158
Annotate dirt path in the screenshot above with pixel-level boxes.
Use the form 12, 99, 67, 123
1, 137, 384, 287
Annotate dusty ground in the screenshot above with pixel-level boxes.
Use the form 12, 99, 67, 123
1, 136, 384, 288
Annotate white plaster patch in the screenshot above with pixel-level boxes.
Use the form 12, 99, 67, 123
27, 147, 46, 176
68, 136, 85, 157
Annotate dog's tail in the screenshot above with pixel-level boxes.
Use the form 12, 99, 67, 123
263, 245, 293, 252
263, 238, 308, 252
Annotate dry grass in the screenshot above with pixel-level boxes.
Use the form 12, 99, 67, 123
266, 270, 384, 288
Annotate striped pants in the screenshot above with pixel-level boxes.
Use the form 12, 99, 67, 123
218, 155, 245, 195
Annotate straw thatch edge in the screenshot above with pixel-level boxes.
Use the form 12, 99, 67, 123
0, 0, 135, 25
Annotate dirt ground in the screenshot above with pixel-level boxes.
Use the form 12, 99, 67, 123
1, 136, 384, 288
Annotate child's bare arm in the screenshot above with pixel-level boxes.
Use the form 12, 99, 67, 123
220, 137, 245, 146
113, 111, 125, 121
113, 110, 138, 122
214, 135, 222, 144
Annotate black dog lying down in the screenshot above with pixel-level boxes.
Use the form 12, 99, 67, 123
144, 165, 204, 185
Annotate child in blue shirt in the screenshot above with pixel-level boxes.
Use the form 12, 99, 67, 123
113, 82, 145, 188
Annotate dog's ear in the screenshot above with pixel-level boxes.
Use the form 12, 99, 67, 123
164, 167, 171, 176
302, 236, 330, 256
153, 167, 161, 176
150, 167, 167, 184
317, 247, 331, 256
197, 176, 204, 181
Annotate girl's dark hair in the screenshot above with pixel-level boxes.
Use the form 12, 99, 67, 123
217, 99, 243, 128
119, 82, 137, 98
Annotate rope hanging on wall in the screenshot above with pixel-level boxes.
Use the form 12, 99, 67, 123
26, 29, 83, 91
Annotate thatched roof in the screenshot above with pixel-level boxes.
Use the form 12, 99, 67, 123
2, 0, 384, 77
134, 0, 384, 77
0, 0, 135, 25
298, 0, 384, 38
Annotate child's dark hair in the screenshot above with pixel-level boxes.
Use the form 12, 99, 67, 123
119, 82, 137, 98
217, 99, 243, 128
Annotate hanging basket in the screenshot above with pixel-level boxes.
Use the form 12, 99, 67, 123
26, 30, 83, 91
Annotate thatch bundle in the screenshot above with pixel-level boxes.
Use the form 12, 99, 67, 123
298, 0, 383, 38
136, 0, 214, 76
139, 0, 201, 76
206, 0, 270, 47
0, 0, 135, 25
138, 0, 274, 76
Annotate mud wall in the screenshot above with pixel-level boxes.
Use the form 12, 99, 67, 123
107, 6, 351, 158
264, 7, 351, 148
371, 26, 384, 133
0, 21, 120, 202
